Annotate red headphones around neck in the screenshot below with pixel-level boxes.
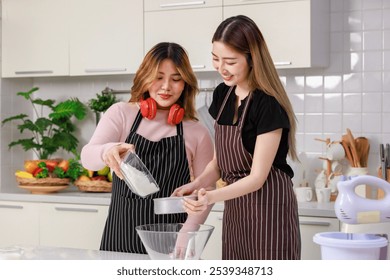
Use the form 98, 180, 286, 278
140, 97, 185, 125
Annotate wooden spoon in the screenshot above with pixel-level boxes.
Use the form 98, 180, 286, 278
346, 128, 361, 167
341, 135, 354, 167
355, 137, 370, 167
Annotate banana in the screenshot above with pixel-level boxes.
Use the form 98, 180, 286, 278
15, 170, 34, 178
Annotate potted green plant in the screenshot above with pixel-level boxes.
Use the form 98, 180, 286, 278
88, 90, 118, 125
2, 87, 89, 191
2, 86, 87, 159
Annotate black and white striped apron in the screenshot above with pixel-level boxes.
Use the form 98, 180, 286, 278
215, 87, 301, 260
100, 110, 190, 253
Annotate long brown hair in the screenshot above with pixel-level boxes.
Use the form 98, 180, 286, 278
130, 42, 199, 121
212, 15, 298, 161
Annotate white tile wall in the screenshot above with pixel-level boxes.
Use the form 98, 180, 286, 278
1, 0, 390, 191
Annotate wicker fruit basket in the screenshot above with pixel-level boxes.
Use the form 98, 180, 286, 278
16, 176, 70, 194
74, 180, 112, 193
16, 176, 70, 186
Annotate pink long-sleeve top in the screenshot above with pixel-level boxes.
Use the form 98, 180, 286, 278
81, 102, 214, 179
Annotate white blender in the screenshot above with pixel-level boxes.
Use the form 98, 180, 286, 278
314, 175, 390, 260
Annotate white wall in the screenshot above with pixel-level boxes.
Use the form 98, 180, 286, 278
1, 0, 390, 192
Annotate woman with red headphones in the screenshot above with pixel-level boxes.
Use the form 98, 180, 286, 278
81, 42, 214, 254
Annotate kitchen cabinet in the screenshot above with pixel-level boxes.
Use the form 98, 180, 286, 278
0, 201, 40, 247
299, 216, 340, 260
223, 0, 329, 69
1, 0, 144, 78
201, 209, 223, 259
144, 0, 223, 72
69, 0, 143, 76
0, 200, 108, 250
1, 0, 70, 77
39, 203, 109, 250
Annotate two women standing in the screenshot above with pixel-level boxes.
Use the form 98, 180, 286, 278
82, 14, 301, 260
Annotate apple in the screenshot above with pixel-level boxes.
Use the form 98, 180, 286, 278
24, 160, 39, 174
57, 160, 69, 172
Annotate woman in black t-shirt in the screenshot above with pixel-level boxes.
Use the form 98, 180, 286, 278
173, 15, 301, 260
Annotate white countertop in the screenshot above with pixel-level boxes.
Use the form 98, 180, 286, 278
0, 188, 336, 217
0, 245, 149, 260
0, 186, 112, 205
212, 201, 336, 217
298, 201, 336, 218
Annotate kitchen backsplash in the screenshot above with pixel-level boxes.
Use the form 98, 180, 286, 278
1, 0, 390, 191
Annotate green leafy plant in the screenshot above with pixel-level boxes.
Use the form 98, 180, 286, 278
1, 87, 87, 159
88, 90, 118, 124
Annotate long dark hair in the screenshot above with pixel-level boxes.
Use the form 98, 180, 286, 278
213, 15, 298, 161
130, 42, 199, 120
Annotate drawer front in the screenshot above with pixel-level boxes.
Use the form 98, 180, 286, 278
39, 203, 109, 250
299, 216, 340, 260
0, 201, 40, 247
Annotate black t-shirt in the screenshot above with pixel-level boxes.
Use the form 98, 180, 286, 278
208, 83, 294, 178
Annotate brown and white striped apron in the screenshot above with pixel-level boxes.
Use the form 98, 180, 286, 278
100, 110, 190, 253
215, 87, 301, 260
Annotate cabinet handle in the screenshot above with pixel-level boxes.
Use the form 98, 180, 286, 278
274, 62, 292, 66
217, 216, 223, 221
0, 204, 23, 209
54, 207, 98, 213
84, 68, 127, 73
160, 1, 205, 8
191, 65, 206, 69
15, 70, 53, 75
299, 221, 331, 227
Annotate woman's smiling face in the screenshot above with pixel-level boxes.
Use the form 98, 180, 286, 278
148, 59, 185, 109
212, 41, 250, 89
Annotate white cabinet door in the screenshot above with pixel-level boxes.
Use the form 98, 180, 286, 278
299, 216, 340, 260
1, 0, 69, 77
70, 0, 143, 76
2, 0, 143, 78
144, 0, 222, 72
0, 201, 40, 247
39, 203, 109, 250
224, 0, 329, 69
201, 210, 223, 259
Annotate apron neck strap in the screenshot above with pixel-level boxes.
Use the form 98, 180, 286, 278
131, 110, 143, 132
132, 109, 183, 135
238, 92, 252, 130
216, 86, 235, 122
216, 86, 252, 130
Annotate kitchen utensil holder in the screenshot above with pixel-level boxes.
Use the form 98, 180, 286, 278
377, 167, 390, 199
